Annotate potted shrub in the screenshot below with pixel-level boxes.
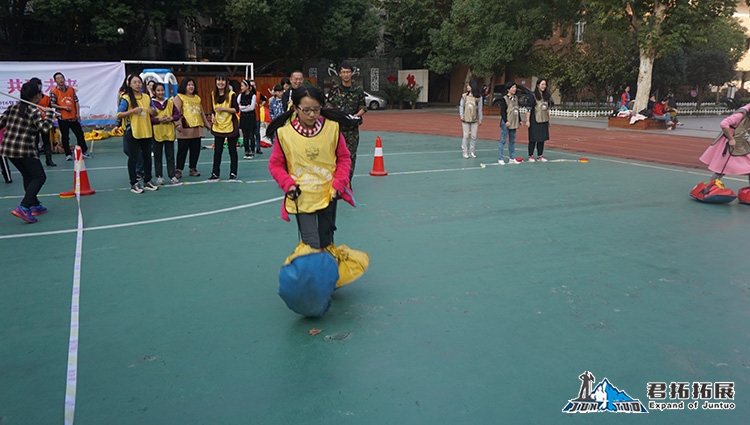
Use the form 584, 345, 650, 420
406, 84, 422, 109
382, 82, 402, 109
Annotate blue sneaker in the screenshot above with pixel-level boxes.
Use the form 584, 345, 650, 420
11, 206, 37, 223
30, 204, 48, 216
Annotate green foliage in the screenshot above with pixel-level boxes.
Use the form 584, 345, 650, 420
685, 50, 736, 106
381, 81, 409, 107
425, 0, 579, 77
584, 0, 745, 110
379, 0, 454, 68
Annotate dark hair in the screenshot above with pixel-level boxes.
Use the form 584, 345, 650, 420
467, 80, 479, 97
122, 74, 144, 110
534, 78, 550, 102
53, 72, 64, 80
153, 82, 166, 96
29, 77, 42, 86
240, 79, 256, 97
19, 81, 42, 115
266, 84, 354, 138
213, 74, 229, 104
281, 77, 291, 86
273, 84, 283, 92
178, 77, 197, 95
505, 81, 517, 94
339, 62, 354, 72
260, 94, 267, 102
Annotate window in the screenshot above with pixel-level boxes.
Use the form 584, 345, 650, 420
576, 21, 586, 43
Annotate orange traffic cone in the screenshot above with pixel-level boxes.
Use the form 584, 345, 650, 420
60, 146, 95, 198
369, 136, 388, 176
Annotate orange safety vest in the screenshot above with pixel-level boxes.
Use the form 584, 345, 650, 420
52, 86, 78, 120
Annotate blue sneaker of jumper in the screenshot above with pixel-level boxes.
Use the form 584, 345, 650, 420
12, 206, 37, 223
30, 204, 48, 216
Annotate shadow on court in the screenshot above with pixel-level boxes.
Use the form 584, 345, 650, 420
1, 130, 748, 424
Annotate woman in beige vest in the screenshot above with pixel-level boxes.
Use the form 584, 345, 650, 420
497, 81, 524, 165
459, 80, 483, 158
525, 78, 551, 162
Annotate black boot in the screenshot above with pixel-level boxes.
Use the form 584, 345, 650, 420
46, 155, 57, 167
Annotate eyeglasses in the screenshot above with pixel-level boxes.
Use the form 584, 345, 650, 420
298, 107, 321, 115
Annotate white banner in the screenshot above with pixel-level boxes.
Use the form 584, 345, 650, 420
0, 62, 125, 126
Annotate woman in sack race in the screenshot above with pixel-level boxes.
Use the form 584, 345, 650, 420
699, 103, 750, 189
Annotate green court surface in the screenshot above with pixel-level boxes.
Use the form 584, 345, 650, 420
1, 131, 748, 424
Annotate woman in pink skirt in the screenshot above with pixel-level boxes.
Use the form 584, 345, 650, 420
699, 103, 750, 186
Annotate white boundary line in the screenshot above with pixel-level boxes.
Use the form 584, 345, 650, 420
0, 197, 283, 240
2, 151, 745, 240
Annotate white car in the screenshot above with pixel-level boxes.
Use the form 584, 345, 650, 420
364, 91, 386, 110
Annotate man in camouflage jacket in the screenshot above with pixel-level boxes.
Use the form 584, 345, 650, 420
326, 62, 366, 181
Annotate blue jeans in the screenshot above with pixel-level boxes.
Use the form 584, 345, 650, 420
254, 121, 262, 152
653, 114, 673, 126
499, 121, 516, 160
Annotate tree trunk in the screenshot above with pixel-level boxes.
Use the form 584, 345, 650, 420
634, 47, 655, 114
464, 68, 473, 85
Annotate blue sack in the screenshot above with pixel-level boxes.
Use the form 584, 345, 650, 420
278, 252, 339, 317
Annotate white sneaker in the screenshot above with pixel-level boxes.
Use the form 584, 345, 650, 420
508, 158, 520, 164
130, 183, 143, 194
66, 155, 73, 161
143, 181, 159, 191
498, 159, 505, 165
156, 177, 164, 185
462, 153, 469, 159
527, 156, 536, 163
538, 155, 548, 162
170, 177, 180, 185
469, 152, 476, 158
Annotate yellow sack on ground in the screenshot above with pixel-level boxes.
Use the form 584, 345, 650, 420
84, 129, 111, 141
284, 241, 322, 265
325, 243, 370, 288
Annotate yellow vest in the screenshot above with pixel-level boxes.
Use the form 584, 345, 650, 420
125, 94, 153, 139
153, 98, 176, 142
177, 93, 203, 127
212, 90, 236, 133
277, 118, 340, 214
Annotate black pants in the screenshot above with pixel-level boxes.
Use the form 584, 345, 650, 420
8, 157, 46, 208
528, 141, 545, 157
212, 136, 238, 176
295, 200, 338, 249
239, 115, 256, 153
59, 120, 88, 156
37, 130, 53, 162
176, 138, 201, 171
125, 130, 153, 185
153, 141, 176, 178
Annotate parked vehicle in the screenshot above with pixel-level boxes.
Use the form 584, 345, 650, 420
364, 91, 386, 110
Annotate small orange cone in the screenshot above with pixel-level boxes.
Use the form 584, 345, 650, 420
369, 136, 388, 176
60, 146, 95, 198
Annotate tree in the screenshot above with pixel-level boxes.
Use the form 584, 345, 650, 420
578, 22, 639, 106
685, 50, 735, 107
584, 0, 744, 113
426, 0, 577, 89
380, 0, 454, 68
